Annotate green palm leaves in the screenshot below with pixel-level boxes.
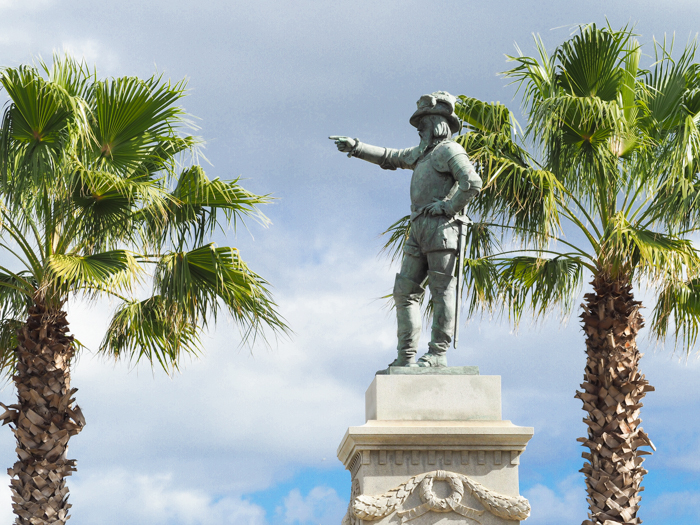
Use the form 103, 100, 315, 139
0, 66, 73, 195
0, 55, 287, 372
47, 251, 140, 292
92, 76, 187, 173
555, 25, 631, 100
475, 26, 700, 522
488, 24, 700, 349
153, 245, 283, 336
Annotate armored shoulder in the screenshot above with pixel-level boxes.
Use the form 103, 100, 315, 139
431, 140, 468, 173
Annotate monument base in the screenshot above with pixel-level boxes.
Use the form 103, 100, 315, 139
337, 370, 533, 525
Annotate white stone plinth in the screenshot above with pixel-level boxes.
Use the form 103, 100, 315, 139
337, 373, 534, 525
366, 375, 502, 421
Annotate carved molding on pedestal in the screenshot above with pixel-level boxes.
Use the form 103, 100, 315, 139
341, 470, 530, 524
349, 452, 363, 478
349, 450, 524, 470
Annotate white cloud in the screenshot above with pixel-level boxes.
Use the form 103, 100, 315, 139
59, 39, 120, 73
274, 486, 346, 525
524, 475, 587, 525
643, 489, 700, 522
662, 437, 700, 472
70, 470, 267, 525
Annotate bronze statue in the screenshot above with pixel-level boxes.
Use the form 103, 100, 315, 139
330, 91, 482, 367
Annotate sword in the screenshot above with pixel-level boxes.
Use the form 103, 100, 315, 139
454, 213, 469, 348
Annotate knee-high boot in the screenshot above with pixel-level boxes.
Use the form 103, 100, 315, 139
391, 273, 425, 366
418, 270, 456, 367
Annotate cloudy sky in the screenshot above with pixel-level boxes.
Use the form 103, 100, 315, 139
1, 1, 700, 524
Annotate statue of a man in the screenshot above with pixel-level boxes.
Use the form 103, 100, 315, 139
330, 91, 482, 367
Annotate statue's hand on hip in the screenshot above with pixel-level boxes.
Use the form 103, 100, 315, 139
424, 198, 454, 217
329, 136, 357, 154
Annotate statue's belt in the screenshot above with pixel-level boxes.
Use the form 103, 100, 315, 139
409, 206, 471, 224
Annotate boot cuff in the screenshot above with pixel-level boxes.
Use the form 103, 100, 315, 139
427, 270, 456, 292
394, 273, 426, 296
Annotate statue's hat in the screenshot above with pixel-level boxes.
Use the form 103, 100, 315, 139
409, 91, 461, 134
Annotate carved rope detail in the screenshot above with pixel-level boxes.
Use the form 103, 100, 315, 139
346, 470, 530, 523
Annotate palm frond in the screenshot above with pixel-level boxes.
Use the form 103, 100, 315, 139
648, 176, 700, 231
91, 75, 188, 174
506, 34, 559, 110
651, 277, 700, 353
619, 39, 641, 127
138, 135, 197, 178
468, 154, 561, 243
379, 214, 410, 263
604, 213, 700, 282
0, 271, 32, 318
463, 257, 501, 318
554, 23, 633, 101
153, 244, 288, 343
455, 96, 513, 135
41, 54, 94, 100
170, 166, 270, 243
497, 255, 584, 323
0, 318, 21, 381
47, 250, 141, 295
465, 222, 500, 259
452, 96, 563, 245
139, 167, 272, 250
533, 94, 625, 151
99, 296, 201, 372
68, 165, 170, 251
0, 66, 73, 201
638, 36, 697, 135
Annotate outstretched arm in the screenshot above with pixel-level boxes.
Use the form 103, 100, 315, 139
329, 136, 416, 170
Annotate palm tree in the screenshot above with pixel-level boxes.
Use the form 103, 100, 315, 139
384, 25, 700, 525
0, 56, 287, 525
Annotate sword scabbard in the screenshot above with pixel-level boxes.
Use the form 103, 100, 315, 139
454, 216, 468, 348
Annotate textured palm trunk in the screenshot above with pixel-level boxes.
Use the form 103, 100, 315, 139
576, 276, 655, 525
0, 303, 85, 525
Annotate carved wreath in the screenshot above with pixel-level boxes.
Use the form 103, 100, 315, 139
341, 470, 530, 524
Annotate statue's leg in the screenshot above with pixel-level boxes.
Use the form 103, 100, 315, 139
391, 253, 428, 367
417, 250, 457, 368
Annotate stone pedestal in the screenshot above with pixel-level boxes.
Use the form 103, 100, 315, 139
337, 369, 534, 525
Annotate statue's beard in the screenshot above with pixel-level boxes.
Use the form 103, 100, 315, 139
405, 133, 435, 165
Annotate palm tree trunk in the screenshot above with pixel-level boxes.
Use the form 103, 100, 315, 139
577, 276, 655, 525
1, 303, 85, 524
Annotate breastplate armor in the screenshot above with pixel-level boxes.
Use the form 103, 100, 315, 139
410, 149, 457, 210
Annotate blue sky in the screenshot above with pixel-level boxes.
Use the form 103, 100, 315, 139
1, 1, 700, 524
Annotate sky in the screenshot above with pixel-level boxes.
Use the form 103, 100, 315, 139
0, 1, 700, 524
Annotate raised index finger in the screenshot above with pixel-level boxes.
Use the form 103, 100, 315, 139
328, 135, 345, 140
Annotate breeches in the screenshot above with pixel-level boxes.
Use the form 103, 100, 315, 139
403, 214, 459, 258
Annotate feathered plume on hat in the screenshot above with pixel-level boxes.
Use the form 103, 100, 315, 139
409, 91, 461, 134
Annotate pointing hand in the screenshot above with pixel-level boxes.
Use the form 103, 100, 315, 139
329, 136, 357, 156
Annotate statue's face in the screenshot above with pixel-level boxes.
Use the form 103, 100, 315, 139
417, 117, 432, 142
